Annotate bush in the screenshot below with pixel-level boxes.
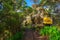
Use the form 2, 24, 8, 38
7, 31, 24, 40
40, 26, 60, 40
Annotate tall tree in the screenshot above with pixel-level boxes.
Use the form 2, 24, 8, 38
0, 0, 27, 35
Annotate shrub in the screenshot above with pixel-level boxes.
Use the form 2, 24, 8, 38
40, 26, 60, 40
7, 31, 24, 40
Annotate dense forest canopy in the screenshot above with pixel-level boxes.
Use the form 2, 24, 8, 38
0, 0, 60, 40
0, 0, 60, 33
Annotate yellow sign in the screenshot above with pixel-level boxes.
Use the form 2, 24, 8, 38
43, 17, 53, 24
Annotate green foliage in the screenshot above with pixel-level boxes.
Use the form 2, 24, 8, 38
40, 26, 60, 40
40, 26, 57, 35
0, 0, 28, 34
26, 7, 33, 13
22, 24, 32, 29
7, 31, 24, 40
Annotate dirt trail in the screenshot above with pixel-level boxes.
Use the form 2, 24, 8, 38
23, 29, 41, 40
23, 29, 33, 40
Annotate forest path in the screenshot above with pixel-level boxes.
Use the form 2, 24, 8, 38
23, 28, 41, 40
